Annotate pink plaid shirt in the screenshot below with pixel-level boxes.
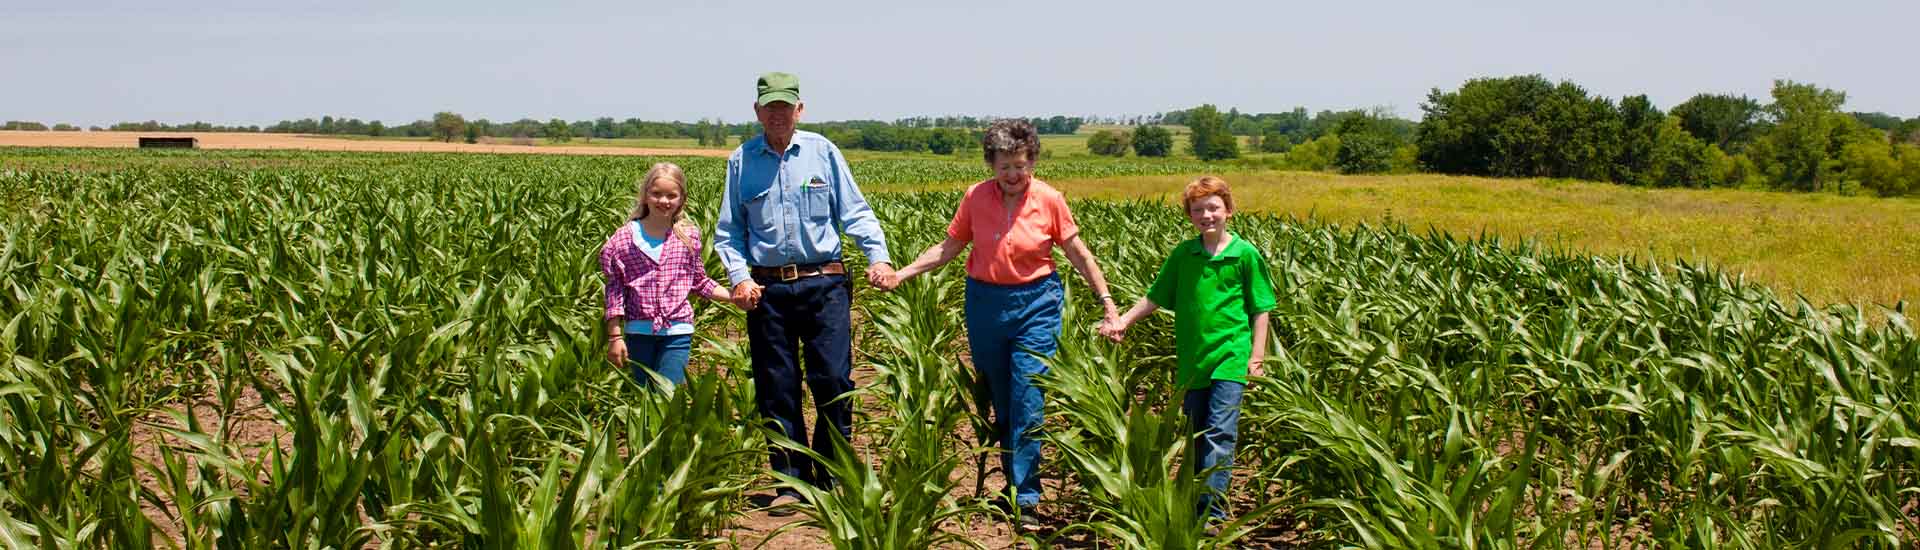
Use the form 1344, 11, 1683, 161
600, 222, 721, 331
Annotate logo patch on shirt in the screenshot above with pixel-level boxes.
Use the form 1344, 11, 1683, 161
806, 176, 828, 189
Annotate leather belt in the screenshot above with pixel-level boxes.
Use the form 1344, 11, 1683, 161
750, 261, 846, 282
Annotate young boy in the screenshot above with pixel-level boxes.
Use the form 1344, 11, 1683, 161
1098, 175, 1276, 522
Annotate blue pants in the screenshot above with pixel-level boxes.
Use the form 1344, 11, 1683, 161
624, 333, 691, 388
1183, 379, 1244, 519
747, 273, 854, 489
964, 274, 1063, 508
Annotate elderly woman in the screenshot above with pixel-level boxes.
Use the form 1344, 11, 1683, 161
893, 119, 1119, 528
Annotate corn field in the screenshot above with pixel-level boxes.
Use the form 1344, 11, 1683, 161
1, 149, 1915, 548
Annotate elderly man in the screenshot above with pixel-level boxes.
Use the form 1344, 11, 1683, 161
714, 72, 895, 511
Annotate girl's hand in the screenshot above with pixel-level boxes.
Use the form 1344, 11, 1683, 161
608, 337, 629, 366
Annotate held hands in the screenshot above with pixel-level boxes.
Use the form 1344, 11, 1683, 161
732, 280, 764, 310
1097, 318, 1128, 343
867, 263, 900, 291
1095, 298, 1124, 342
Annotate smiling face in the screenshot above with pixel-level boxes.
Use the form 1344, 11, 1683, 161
991, 149, 1034, 196
754, 100, 803, 146
642, 176, 685, 220
1186, 194, 1231, 236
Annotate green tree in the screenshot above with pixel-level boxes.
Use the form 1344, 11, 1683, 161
1285, 135, 1341, 171
1671, 94, 1763, 152
1644, 116, 1723, 187
368, 120, 385, 137
1894, 118, 1920, 145
1415, 75, 1621, 181
1748, 80, 1877, 192
1258, 126, 1291, 152
1087, 129, 1132, 157
431, 112, 466, 143
1132, 125, 1173, 157
927, 128, 969, 155
1331, 114, 1404, 174
1613, 95, 1665, 185
463, 124, 480, 144
545, 118, 573, 143
1186, 104, 1239, 161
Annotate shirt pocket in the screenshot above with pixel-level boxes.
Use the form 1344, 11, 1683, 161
803, 179, 834, 222
744, 188, 778, 233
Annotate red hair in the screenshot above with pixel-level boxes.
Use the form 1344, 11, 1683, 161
1181, 176, 1235, 212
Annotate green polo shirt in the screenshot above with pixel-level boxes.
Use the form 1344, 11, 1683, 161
1146, 233, 1278, 389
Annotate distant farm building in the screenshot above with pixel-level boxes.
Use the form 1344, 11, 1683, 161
138, 137, 198, 149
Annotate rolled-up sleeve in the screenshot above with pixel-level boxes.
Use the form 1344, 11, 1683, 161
600, 241, 625, 320
687, 233, 722, 299
829, 145, 890, 265
714, 154, 754, 285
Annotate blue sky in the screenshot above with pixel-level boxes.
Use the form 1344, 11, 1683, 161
3, 0, 1914, 126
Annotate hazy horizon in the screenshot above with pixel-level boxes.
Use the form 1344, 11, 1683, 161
5, 0, 1917, 127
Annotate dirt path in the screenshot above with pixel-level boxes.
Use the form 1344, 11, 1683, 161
0, 130, 731, 157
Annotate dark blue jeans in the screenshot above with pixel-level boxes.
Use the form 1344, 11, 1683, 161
964, 274, 1063, 508
747, 273, 854, 490
624, 333, 691, 388
1183, 379, 1244, 520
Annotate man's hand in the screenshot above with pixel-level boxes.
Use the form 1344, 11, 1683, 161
1248, 357, 1266, 378
608, 337, 629, 366
867, 263, 899, 291
733, 280, 764, 310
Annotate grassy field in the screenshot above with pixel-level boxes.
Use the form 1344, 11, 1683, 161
1037, 172, 1920, 309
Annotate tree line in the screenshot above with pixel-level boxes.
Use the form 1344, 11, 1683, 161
1080, 76, 1919, 196
1413, 76, 1920, 195
20, 113, 1085, 153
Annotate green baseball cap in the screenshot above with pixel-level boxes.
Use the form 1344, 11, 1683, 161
756, 72, 801, 106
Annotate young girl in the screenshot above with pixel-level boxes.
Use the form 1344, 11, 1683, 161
601, 162, 731, 388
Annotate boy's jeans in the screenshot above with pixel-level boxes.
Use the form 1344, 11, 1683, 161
1183, 379, 1245, 520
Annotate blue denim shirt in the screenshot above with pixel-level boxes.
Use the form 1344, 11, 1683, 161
715, 130, 890, 285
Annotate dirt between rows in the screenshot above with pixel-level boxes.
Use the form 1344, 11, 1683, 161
126, 359, 1309, 549
0, 130, 730, 158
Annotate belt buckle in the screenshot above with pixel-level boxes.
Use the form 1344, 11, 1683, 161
779, 264, 800, 282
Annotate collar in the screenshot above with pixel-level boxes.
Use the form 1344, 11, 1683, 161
1188, 232, 1246, 260
752, 133, 802, 157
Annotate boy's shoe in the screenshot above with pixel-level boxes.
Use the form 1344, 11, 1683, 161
765, 492, 803, 517
1015, 507, 1045, 533
1202, 516, 1227, 538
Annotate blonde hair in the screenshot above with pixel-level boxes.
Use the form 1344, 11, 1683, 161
629, 162, 699, 250
1181, 175, 1235, 213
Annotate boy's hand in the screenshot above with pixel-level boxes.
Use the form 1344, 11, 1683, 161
1247, 357, 1265, 378
1097, 320, 1125, 342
